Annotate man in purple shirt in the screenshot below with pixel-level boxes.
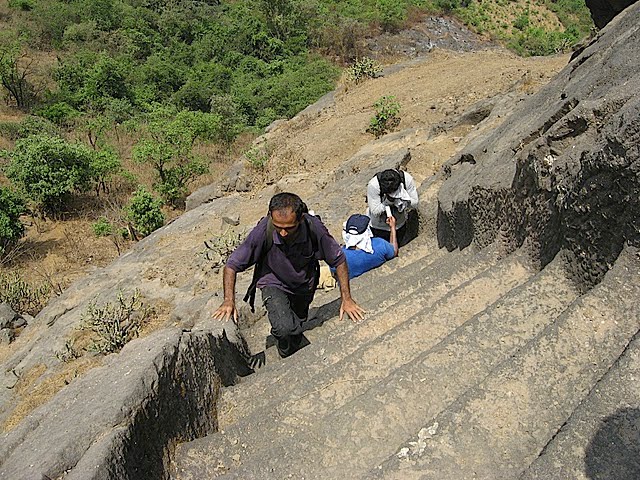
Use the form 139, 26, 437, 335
213, 192, 365, 358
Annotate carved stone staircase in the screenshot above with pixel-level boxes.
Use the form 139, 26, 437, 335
170, 232, 640, 479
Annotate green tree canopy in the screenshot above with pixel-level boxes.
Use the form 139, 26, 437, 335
4, 134, 94, 213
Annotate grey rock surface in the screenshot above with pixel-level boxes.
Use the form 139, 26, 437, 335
0, 303, 18, 329
520, 329, 640, 480
438, 3, 640, 289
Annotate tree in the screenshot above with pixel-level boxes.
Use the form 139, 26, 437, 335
132, 107, 213, 206
0, 43, 37, 110
4, 135, 94, 213
0, 186, 26, 258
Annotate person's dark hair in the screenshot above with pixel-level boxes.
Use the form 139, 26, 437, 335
269, 192, 307, 220
378, 169, 402, 195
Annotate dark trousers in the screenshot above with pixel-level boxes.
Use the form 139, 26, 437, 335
261, 286, 314, 358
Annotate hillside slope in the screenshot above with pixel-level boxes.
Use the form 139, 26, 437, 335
6, 8, 639, 479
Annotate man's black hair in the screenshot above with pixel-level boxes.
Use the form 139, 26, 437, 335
378, 169, 402, 195
269, 192, 307, 220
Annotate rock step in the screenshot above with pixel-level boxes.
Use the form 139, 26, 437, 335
518, 331, 640, 480
171, 248, 533, 478
371, 246, 640, 480
181, 252, 576, 480
232, 236, 443, 373
218, 243, 497, 429
331, 235, 443, 309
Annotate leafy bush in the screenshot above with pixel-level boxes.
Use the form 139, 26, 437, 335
346, 57, 383, 84
17, 116, 60, 138
125, 187, 165, 237
54, 52, 133, 112
244, 145, 269, 170
172, 61, 233, 112
0, 187, 26, 258
513, 13, 530, 31
232, 54, 339, 127
376, 0, 407, 32
0, 272, 51, 316
92, 217, 113, 237
81, 290, 150, 354
8, 0, 34, 11
4, 134, 94, 213
367, 95, 401, 138
508, 27, 579, 56
35, 102, 81, 126
209, 94, 246, 145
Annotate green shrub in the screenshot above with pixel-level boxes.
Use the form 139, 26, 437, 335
8, 0, 34, 11
244, 145, 269, 170
0, 272, 51, 316
17, 116, 60, 139
172, 61, 233, 112
367, 95, 401, 138
0, 187, 26, 258
4, 134, 94, 213
35, 103, 81, 127
376, 0, 407, 32
513, 13, 530, 31
81, 290, 150, 354
209, 94, 246, 145
92, 217, 113, 237
508, 27, 579, 56
54, 52, 133, 112
346, 57, 383, 84
125, 187, 165, 237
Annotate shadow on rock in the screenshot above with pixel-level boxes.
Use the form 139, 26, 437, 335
585, 407, 640, 480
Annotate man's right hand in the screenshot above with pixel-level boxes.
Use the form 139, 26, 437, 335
386, 215, 397, 229
212, 299, 238, 323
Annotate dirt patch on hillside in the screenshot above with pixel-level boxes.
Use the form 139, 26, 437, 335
259, 47, 568, 197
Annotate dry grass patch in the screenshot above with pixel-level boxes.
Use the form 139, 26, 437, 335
1, 356, 102, 432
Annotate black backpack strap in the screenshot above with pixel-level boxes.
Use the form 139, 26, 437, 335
304, 214, 322, 291
243, 218, 274, 312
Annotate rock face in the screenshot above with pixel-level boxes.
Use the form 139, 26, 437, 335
585, 0, 638, 28
438, 3, 640, 290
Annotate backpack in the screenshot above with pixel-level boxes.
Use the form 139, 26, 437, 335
243, 212, 322, 312
376, 169, 406, 200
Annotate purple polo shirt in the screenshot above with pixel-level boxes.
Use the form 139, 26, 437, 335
226, 215, 346, 295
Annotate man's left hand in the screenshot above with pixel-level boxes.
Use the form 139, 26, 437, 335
340, 298, 366, 323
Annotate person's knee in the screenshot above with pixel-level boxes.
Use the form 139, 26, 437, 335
269, 317, 297, 338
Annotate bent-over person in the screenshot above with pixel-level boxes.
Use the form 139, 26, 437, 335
213, 192, 365, 358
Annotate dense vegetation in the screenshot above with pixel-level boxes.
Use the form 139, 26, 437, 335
0, 0, 593, 272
